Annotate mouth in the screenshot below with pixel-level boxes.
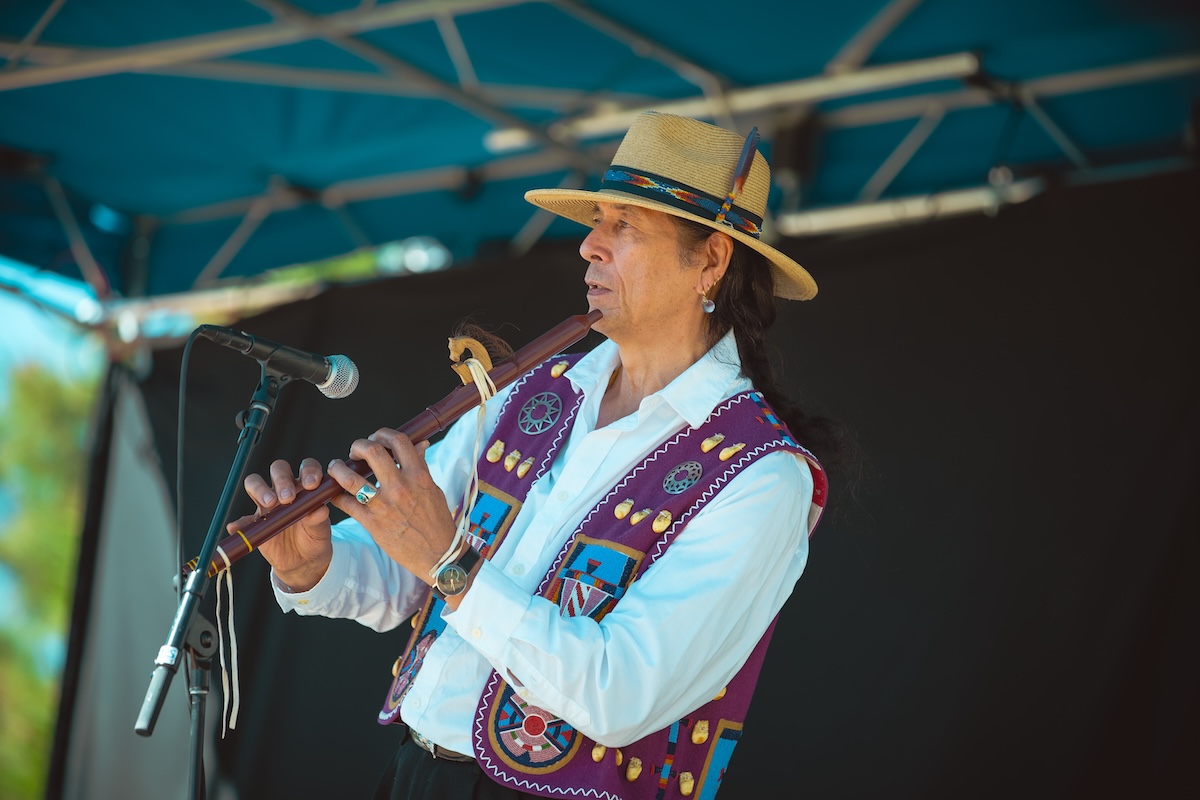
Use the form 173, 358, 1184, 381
585, 278, 610, 297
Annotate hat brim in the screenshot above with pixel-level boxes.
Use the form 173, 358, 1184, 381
525, 186, 817, 301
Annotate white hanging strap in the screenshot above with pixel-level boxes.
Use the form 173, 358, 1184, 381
430, 357, 495, 581
215, 547, 240, 737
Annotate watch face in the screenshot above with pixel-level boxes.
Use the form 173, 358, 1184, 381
436, 564, 469, 596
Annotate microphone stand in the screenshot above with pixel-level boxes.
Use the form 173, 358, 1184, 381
135, 360, 298, 800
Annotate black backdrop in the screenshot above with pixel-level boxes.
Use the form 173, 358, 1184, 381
129, 168, 1198, 799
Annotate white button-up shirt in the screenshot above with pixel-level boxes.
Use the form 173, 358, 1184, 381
273, 331, 814, 753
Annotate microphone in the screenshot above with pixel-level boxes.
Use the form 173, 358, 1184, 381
197, 325, 360, 399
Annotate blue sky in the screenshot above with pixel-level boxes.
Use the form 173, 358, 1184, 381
0, 258, 104, 406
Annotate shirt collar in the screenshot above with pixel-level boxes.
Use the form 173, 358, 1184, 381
566, 329, 748, 429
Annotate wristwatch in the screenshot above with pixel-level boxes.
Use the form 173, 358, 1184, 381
433, 546, 481, 600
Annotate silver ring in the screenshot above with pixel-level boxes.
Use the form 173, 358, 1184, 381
355, 483, 378, 506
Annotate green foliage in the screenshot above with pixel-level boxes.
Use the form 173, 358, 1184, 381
260, 248, 379, 285
0, 364, 99, 798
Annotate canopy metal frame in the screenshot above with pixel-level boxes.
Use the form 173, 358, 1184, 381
0, 0, 1196, 321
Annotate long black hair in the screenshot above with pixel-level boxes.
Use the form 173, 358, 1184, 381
672, 216, 855, 475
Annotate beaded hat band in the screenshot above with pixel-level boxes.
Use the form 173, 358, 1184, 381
525, 111, 817, 301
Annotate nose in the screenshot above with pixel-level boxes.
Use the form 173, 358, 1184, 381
579, 224, 607, 263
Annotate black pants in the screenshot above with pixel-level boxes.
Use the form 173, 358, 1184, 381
373, 727, 542, 800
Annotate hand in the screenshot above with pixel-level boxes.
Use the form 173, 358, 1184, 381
226, 456, 332, 592
327, 428, 457, 586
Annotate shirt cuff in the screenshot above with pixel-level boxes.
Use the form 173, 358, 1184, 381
270, 540, 351, 613
441, 560, 531, 661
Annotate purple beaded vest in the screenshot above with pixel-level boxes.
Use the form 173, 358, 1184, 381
379, 354, 827, 799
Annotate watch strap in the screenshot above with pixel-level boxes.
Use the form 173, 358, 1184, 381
455, 545, 481, 577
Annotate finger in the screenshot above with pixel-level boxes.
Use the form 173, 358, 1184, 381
370, 429, 407, 470
370, 429, 423, 473
327, 458, 374, 498
328, 491, 358, 520
297, 457, 324, 490
244, 472, 279, 510
347, 437, 401, 485
269, 459, 302, 502
326, 459, 376, 524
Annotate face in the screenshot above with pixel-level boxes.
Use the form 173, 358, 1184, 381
579, 203, 713, 347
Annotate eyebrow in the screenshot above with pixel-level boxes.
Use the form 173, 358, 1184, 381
591, 203, 641, 216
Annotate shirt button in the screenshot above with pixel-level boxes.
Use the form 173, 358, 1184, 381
511, 564, 525, 576
409, 697, 422, 709
472, 628, 482, 639
555, 490, 569, 502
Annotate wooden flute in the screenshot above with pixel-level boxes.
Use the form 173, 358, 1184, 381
182, 309, 602, 578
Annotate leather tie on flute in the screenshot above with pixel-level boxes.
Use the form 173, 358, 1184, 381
183, 309, 602, 578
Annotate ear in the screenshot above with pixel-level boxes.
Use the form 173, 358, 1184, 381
695, 231, 733, 293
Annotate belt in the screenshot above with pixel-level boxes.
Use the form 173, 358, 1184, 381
408, 728, 475, 762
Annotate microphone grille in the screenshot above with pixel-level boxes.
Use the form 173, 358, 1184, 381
319, 354, 360, 399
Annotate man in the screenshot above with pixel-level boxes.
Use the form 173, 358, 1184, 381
231, 111, 832, 799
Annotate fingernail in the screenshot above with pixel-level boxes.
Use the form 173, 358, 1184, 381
280, 488, 293, 501
303, 476, 318, 489
264, 491, 277, 505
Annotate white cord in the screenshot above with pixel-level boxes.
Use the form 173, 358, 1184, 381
429, 357, 495, 580
215, 547, 240, 737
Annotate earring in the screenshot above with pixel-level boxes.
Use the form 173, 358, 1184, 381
701, 291, 716, 314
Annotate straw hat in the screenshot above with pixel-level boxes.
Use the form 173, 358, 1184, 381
525, 111, 817, 300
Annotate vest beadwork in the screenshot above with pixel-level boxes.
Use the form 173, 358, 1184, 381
379, 354, 827, 800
